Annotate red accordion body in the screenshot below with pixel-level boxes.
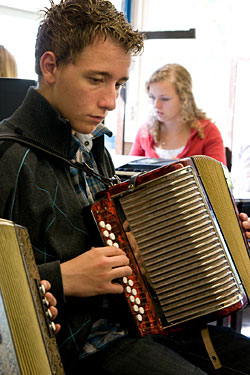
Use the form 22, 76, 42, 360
89, 156, 250, 336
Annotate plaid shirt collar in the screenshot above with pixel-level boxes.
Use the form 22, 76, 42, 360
70, 123, 112, 205
70, 123, 112, 159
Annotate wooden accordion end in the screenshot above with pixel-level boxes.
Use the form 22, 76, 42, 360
89, 156, 250, 336
0, 219, 65, 374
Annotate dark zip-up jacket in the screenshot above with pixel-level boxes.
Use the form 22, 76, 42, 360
0, 88, 123, 373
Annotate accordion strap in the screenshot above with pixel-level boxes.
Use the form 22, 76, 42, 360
201, 326, 222, 370
0, 133, 119, 187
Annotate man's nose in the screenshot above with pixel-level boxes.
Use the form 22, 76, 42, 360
98, 87, 118, 111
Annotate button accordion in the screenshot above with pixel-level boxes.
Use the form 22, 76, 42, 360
0, 219, 65, 374
88, 156, 250, 336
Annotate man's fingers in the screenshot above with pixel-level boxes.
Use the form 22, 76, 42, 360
45, 291, 57, 307
49, 305, 59, 319
40, 279, 51, 292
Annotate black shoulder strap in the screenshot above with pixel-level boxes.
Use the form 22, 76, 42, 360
0, 140, 14, 159
0, 133, 119, 187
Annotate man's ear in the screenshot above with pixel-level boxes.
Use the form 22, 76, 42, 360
40, 51, 57, 84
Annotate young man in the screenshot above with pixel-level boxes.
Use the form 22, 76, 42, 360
0, 1, 250, 374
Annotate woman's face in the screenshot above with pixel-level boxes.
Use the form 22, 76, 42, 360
148, 79, 182, 123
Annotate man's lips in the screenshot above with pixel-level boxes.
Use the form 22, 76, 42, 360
89, 115, 105, 123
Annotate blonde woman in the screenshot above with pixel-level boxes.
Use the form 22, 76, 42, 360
0, 45, 17, 77
130, 63, 226, 164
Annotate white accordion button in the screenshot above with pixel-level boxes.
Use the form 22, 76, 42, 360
110, 233, 116, 240
113, 242, 119, 248
99, 221, 106, 228
126, 286, 132, 293
137, 314, 143, 322
130, 296, 135, 303
133, 305, 139, 312
106, 239, 113, 246
128, 279, 133, 287
39, 284, 46, 295
50, 321, 56, 332
139, 307, 144, 314
135, 297, 141, 305
123, 277, 128, 284
132, 288, 137, 296
42, 297, 49, 307
46, 308, 53, 319
103, 230, 109, 237
106, 223, 112, 231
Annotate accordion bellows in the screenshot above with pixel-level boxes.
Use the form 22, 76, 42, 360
90, 156, 250, 336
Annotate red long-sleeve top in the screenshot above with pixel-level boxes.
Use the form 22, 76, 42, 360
129, 119, 226, 165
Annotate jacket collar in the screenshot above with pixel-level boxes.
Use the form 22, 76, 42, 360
5, 87, 73, 158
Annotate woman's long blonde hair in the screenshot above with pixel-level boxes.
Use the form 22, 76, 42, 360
0, 45, 17, 78
146, 63, 208, 142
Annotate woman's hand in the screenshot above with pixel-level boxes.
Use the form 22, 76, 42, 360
40, 280, 61, 334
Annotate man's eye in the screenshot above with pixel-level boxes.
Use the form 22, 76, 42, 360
116, 82, 126, 89
89, 77, 103, 84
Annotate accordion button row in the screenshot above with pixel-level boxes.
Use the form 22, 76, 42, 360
98, 221, 118, 247
98, 220, 145, 323
123, 277, 145, 321
39, 284, 57, 334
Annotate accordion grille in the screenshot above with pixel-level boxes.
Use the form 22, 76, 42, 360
119, 166, 243, 325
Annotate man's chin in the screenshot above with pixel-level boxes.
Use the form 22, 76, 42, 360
71, 122, 100, 134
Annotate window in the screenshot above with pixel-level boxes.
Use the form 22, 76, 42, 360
123, 0, 250, 157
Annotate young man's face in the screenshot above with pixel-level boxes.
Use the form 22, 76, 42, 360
41, 37, 132, 134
